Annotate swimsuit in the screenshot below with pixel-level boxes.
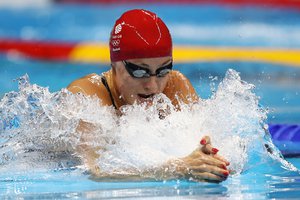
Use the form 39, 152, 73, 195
101, 76, 117, 109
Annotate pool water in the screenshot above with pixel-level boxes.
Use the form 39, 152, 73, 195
0, 159, 299, 199
0, 59, 299, 199
1, 2, 300, 199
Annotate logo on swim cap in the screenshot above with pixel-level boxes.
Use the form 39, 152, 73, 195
111, 39, 120, 46
115, 23, 122, 34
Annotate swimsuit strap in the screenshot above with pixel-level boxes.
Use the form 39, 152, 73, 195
101, 75, 117, 110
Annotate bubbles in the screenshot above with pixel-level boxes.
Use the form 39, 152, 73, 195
0, 74, 111, 170
0, 70, 297, 178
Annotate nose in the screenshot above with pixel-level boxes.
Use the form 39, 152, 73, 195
143, 76, 159, 93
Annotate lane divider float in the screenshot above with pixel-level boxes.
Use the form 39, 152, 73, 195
1, 39, 300, 67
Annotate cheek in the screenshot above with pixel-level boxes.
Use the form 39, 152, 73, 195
115, 67, 135, 95
117, 76, 140, 96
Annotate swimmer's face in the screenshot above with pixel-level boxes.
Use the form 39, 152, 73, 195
112, 56, 172, 105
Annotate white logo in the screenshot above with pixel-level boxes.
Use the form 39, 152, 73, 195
111, 39, 120, 46
115, 24, 122, 34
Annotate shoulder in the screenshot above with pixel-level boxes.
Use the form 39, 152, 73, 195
168, 70, 189, 82
166, 70, 193, 91
164, 70, 199, 105
67, 73, 102, 95
67, 72, 112, 106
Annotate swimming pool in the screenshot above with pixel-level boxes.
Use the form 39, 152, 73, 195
1, 1, 300, 199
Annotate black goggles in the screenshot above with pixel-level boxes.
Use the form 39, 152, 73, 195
123, 61, 173, 78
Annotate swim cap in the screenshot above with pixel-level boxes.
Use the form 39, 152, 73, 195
109, 9, 172, 62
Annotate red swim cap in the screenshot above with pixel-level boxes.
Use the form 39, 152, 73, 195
109, 9, 172, 62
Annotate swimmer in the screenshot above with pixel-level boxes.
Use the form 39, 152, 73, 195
67, 9, 230, 182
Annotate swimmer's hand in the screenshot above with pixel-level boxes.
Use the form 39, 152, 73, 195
200, 135, 230, 166
167, 136, 230, 183
83, 132, 230, 183
174, 147, 230, 183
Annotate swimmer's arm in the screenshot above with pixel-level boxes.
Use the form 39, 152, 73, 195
67, 76, 116, 173
140, 136, 230, 182
90, 139, 230, 183
67, 79, 105, 171
75, 120, 102, 173
89, 150, 229, 182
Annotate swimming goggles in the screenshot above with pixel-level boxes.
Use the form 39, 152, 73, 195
122, 60, 173, 78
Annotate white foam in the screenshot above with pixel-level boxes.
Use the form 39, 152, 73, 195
0, 69, 296, 177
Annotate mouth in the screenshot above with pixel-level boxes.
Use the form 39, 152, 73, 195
138, 94, 155, 99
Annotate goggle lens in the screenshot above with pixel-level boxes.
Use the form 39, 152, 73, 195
123, 61, 172, 78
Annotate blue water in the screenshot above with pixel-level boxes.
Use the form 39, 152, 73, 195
0, 158, 299, 199
1, 2, 300, 199
1, 4, 300, 47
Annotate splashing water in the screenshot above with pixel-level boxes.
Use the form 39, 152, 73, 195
0, 69, 297, 177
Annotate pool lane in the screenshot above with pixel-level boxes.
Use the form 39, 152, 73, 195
1, 4, 300, 46
1, 39, 300, 67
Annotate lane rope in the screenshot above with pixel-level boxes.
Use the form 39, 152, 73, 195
1, 39, 300, 67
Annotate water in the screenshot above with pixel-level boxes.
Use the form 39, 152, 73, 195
1, 57, 299, 124
1, 3, 300, 123
1, 2, 300, 199
1, 3, 300, 47
0, 69, 299, 198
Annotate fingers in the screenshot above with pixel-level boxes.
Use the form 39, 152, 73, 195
213, 154, 230, 166
192, 154, 228, 171
187, 163, 230, 182
189, 148, 228, 168
200, 135, 211, 145
178, 154, 230, 182
201, 145, 230, 166
200, 135, 218, 155
192, 164, 229, 176
192, 172, 228, 182
183, 135, 232, 182
184, 152, 229, 173
199, 136, 231, 166
200, 147, 230, 166
201, 143, 219, 155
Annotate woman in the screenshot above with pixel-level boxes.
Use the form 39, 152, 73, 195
68, 9, 230, 182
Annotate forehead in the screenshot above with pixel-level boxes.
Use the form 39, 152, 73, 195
126, 56, 172, 67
